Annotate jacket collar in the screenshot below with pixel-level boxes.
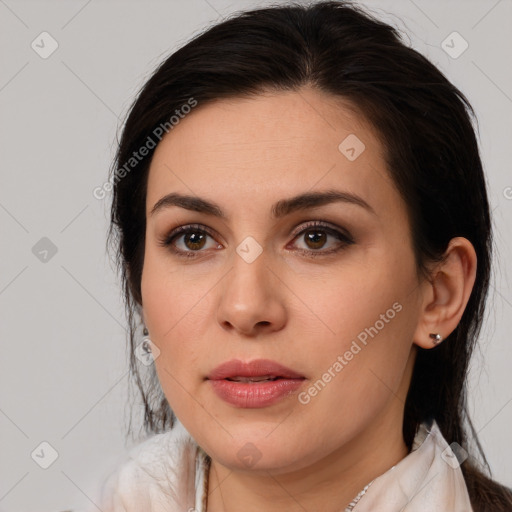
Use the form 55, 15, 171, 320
102, 418, 473, 511
191, 419, 473, 512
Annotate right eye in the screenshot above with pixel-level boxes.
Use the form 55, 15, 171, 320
158, 224, 221, 258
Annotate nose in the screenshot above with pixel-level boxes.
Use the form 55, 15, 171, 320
216, 246, 287, 337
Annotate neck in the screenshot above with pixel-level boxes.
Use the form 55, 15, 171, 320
205, 408, 410, 512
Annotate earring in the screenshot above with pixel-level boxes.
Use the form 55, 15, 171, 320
142, 326, 151, 353
429, 333, 442, 345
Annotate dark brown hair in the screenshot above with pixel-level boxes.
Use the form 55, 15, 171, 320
106, 1, 512, 509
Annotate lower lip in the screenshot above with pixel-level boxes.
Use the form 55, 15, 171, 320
208, 378, 305, 408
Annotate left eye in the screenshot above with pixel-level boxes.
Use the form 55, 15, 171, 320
159, 222, 354, 258
292, 225, 352, 254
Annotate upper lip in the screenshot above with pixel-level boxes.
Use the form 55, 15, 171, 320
207, 358, 305, 380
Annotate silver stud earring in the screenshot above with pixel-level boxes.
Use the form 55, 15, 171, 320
429, 333, 442, 345
142, 326, 151, 353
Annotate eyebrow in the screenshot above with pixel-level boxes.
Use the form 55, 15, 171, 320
149, 189, 376, 219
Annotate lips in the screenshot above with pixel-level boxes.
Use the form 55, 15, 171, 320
207, 358, 305, 381
207, 358, 306, 408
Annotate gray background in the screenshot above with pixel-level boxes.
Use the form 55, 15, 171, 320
0, 0, 511, 510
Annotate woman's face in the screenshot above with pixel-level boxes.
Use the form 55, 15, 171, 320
141, 86, 425, 474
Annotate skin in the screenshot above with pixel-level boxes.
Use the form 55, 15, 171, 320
140, 85, 477, 512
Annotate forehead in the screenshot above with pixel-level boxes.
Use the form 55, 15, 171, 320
146, 87, 395, 218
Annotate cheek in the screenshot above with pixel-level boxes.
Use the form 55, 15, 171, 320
141, 250, 213, 399
313, 249, 414, 342
301, 250, 417, 407
141, 246, 205, 337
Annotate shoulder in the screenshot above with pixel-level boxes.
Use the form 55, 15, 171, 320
427, 422, 512, 511
98, 420, 200, 511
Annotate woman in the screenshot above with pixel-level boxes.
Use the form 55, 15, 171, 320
99, 1, 512, 510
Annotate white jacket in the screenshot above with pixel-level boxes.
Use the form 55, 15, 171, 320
96, 418, 474, 511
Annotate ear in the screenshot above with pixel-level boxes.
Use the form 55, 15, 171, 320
413, 237, 477, 349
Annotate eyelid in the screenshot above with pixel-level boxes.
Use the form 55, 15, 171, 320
289, 220, 354, 242
159, 223, 218, 247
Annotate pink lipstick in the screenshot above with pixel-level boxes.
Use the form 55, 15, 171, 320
206, 359, 306, 408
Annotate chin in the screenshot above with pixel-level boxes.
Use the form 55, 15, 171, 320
207, 434, 315, 474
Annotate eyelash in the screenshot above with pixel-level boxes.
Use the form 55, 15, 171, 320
158, 221, 355, 259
